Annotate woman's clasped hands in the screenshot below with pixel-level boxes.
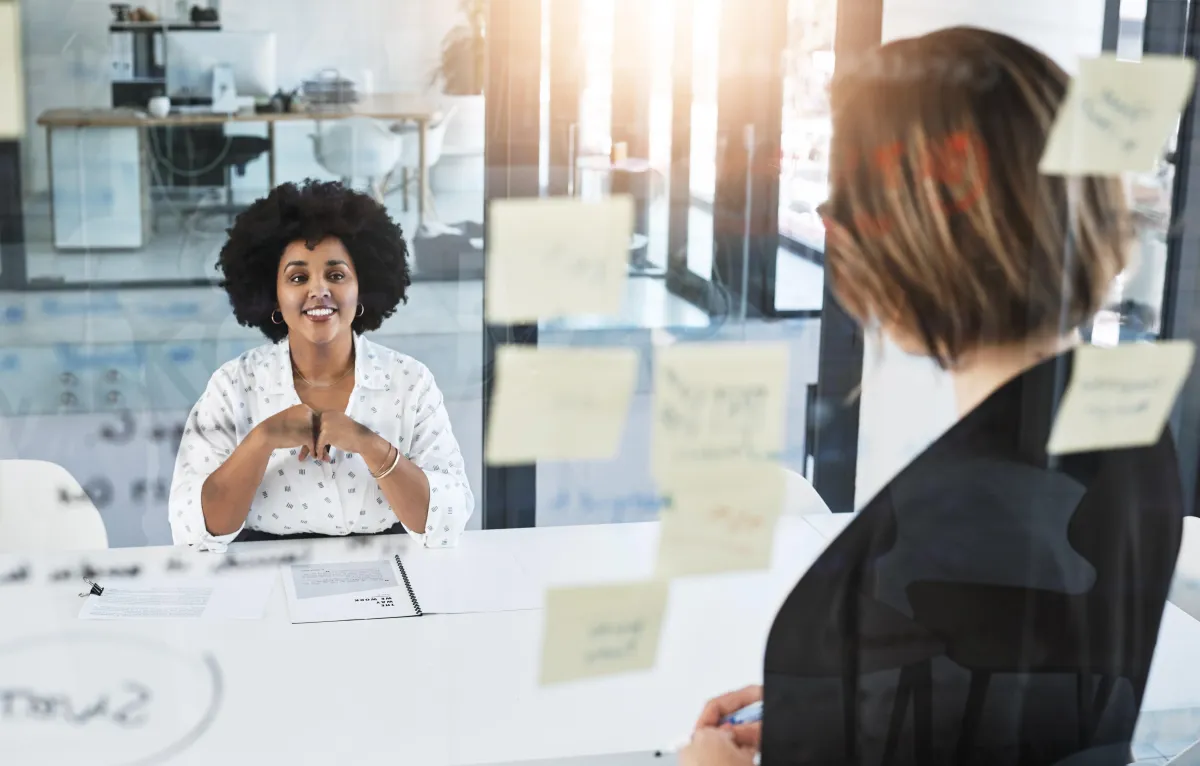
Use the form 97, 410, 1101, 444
255, 404, 379, 462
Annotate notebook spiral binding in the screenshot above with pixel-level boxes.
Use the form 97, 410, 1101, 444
394, 554, 423, 616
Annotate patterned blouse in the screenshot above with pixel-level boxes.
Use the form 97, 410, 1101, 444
168, 334, 474, 550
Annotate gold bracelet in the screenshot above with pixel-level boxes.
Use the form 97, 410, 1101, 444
371, 445, 401, 480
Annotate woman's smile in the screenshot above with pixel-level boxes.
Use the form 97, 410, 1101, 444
302, 305, 338, 322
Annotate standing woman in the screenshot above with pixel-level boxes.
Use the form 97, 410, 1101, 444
169, 180, 474, 548
684, 27, 1183, 766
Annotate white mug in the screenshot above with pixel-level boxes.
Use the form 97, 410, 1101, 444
148, 96, 171, 118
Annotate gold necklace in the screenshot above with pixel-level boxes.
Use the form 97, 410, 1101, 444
292, 354, 355, 389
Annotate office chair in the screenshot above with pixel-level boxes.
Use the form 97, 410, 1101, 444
781, 467, 832, 516
0, 460, 108, 552
906, 580, 1148, 764
311, 117, 404, 203
765, 593, 944, 765
388, 107, 457, 216
1171, 517, 1200, 621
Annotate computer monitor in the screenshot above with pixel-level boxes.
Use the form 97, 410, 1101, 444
166, 31, 278, 101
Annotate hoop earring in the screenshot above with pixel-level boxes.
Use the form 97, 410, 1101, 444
355, 304, 365, 318
271, 309, 284, 325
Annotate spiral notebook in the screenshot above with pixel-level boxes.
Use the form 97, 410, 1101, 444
282, 551, 542, 624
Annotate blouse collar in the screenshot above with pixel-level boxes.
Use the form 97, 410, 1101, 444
264, 333, 389, 394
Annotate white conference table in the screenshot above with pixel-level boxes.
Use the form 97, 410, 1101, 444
1, 516, 1199, 766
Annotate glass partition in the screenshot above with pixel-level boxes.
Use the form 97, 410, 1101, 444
4, 0, 488, 545
3, 1, 1200, 764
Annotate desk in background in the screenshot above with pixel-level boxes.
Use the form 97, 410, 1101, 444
1, 519, 1198, 765
37, 95, 443, 250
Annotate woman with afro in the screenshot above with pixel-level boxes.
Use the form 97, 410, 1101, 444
168, 180, 474, 547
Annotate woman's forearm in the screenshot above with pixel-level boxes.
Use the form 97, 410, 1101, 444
364, 438, 430, 533
200, 428, 275, 536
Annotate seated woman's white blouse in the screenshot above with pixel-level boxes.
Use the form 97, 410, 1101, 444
168, 334, 474, 549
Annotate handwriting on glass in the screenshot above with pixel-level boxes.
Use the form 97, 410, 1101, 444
828, 129, 989, 240
213, 550, 309, 573
0, 635, 224, 766
0, 549, 310, 585
0, 565, 29, 584
547, 489, 666, 518
49, 563, 141, 582
0, 683, 151, 727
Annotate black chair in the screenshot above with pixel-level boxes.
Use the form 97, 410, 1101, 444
906, 580, 1141, 764
768, 593, 945, 765
149, 128, 271, 228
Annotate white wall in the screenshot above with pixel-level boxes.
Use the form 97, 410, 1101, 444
19, 0, 461, 195
855, 335, 956, 509
880, 0, 1108, 72
854, 0, 1112, 506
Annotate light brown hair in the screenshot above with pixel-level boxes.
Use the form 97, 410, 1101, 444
822, 27, 1132, 368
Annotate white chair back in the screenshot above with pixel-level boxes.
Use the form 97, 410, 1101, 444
1170, 516, 1200, 622
781, 467, 832, 516
396, 107, 456, 171
0, 460, 108, 552
311, 117, 403, 186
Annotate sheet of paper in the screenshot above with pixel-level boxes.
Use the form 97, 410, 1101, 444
398, 543, 542, 614
486, 345, 639, 465
0, 3, 23, 139
652, 342, 789, 478
539, 580, 669, 685
1047, 341, 1195, 455
282, 559, 419, 623
486, 195, 634, 322
291, 560, 396, 599
77, 571, 277, 620
656, 461, 786, 577
1040, 55, 1196, 176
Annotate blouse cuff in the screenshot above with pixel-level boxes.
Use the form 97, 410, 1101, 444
191, 523, 243, 553
404, 470, 467, 548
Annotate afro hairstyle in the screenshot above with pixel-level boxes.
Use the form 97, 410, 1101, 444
217, 180, 411, 342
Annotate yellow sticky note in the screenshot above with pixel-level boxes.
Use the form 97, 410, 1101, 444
652, 342, 789, 478
486, 195, 634, 323
1040, 55, 1196, 176
0, 2, 24, 140
486, 345, 639, 465
656, 461, 786, 577
1047, 341, 1195, 455
539, 580, 669, 685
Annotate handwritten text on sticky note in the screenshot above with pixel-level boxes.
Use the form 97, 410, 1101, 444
539, 581, 669, 685
656, 461, 785, 577
486, 345, 639, 465
1040, 55, 1196, 176
1047, 341, 1195, 455
486, 195, 634, 323
652, 342, 789, 475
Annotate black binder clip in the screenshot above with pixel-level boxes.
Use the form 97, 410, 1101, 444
78, 578, 104, 598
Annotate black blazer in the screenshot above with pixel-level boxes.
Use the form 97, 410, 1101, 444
761, 352, 1183, 766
